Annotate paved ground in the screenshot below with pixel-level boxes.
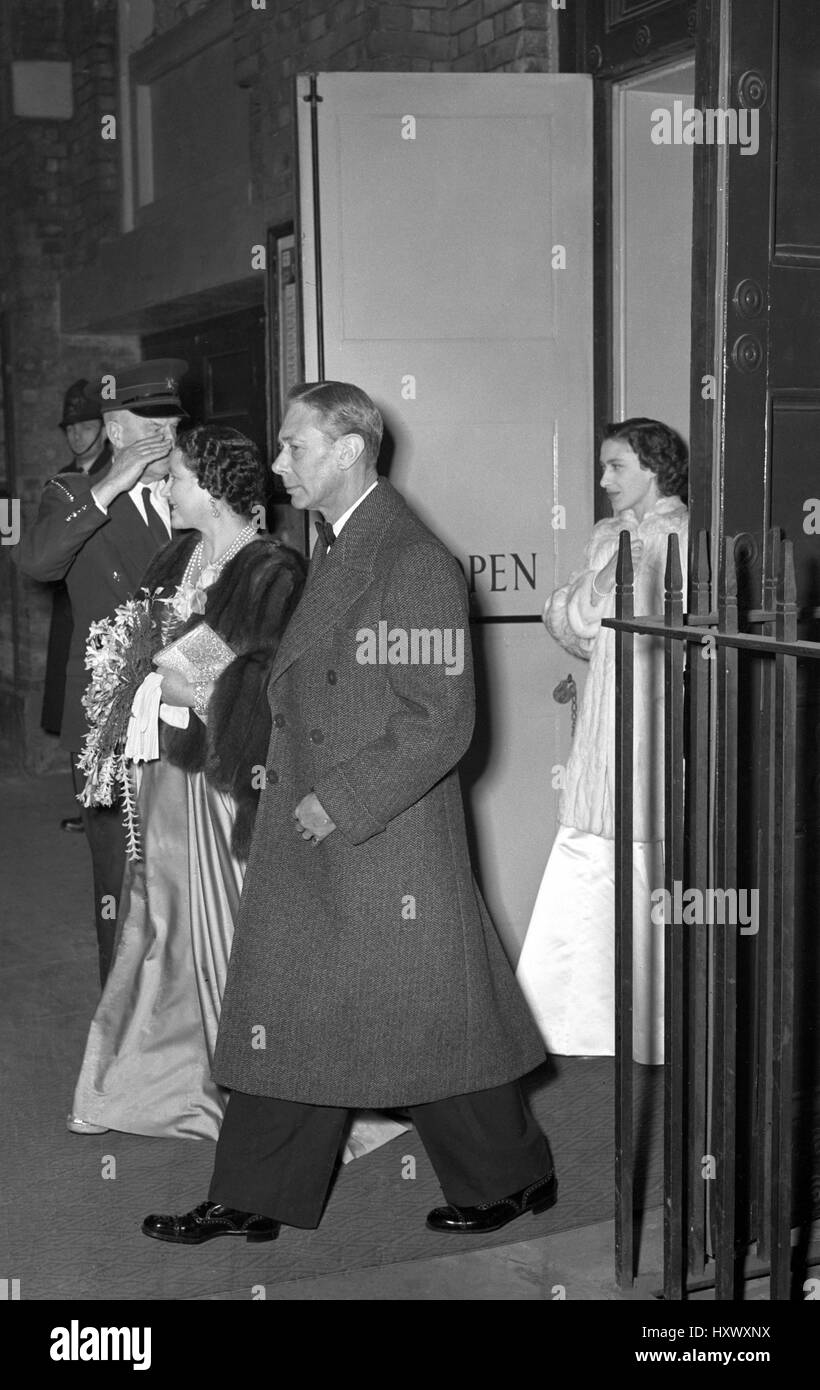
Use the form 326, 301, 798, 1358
0, 771, 809, 1301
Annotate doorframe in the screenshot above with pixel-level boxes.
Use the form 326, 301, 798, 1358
688, 0, 728, 573
559, 2, 698, 520
610, 54, 696, 433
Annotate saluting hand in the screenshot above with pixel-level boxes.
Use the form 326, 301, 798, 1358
92, 435, 174, 510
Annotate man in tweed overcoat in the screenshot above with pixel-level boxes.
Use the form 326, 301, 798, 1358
142, 382, 556, 1245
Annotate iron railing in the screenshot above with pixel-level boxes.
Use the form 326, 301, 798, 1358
604, 527, 820, 1300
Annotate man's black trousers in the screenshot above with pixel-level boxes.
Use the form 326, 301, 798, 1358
209, 1079, 551, 1228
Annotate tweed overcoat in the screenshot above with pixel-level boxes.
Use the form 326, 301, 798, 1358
213, 478, 546, 1107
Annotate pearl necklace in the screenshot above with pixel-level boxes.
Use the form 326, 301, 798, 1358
172, 523, 257, 621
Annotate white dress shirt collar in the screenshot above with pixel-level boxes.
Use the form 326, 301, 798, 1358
330, 478, 378, 539
129, 478, 172, 535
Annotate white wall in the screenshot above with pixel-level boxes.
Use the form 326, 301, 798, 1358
612, 78, 694, 443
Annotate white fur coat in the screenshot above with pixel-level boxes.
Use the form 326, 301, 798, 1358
545, 496, 688, 842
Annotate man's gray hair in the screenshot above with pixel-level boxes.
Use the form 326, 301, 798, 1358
288, 381, 383, 468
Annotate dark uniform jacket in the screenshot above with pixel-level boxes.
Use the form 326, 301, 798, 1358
213, 478, 546, 1108
40, 446, 112, 735
18, 467, 165, 752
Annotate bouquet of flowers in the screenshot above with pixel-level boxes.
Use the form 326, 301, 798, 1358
76, 591, 164, 860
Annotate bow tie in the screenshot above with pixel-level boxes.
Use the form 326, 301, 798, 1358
315, 519, 336, 549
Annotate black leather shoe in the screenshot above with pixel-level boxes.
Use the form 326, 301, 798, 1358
426, 1172, 557, 1234
141, 1201, 279, 1245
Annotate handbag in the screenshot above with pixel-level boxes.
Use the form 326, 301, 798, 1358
153, 622, 235, 685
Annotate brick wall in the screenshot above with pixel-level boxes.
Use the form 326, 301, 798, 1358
154, 0, 215, 34
0, 0, 138, 770
449, 0, 553, 72
231, 0, 556, 229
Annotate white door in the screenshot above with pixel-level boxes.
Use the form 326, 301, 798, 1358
297, 72, 593, 955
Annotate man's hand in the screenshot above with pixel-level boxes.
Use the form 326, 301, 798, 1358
294, 792, 336, 845
91, 435, 174, 511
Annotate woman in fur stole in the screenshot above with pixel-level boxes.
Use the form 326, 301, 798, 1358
516, 419, 688, 1065
69, 425, 408, 1158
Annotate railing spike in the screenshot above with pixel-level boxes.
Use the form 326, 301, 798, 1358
723, 536, 738, 602
615, 530, 634, 621
665, 532, 683, 597
696, 530, 710, 585
616, 528, 633, 584
782, 541, 797, 609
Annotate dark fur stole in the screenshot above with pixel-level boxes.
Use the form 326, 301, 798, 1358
140, 531, 306, 859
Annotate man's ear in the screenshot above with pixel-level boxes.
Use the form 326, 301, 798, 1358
104, 418, 121, 448
336, 433, 365, 470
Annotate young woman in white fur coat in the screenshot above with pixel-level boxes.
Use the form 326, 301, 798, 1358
516, 419, 688, 1065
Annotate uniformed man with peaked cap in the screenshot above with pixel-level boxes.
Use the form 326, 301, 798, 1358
18, 359, 188, 988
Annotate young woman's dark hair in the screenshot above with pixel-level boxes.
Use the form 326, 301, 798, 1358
602, 417, 688, 502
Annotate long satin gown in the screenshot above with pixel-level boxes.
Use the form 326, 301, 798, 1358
515, 826, 665, 1064
71, 757, 408, 1159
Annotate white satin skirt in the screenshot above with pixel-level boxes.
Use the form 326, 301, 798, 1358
71, 759, 408, 1158
515, 825, 665, 1065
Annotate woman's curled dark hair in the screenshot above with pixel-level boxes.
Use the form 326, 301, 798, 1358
175, 423, 266, 518
602, 417, 688, 502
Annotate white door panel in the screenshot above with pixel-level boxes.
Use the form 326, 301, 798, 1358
298, 72, 593, 954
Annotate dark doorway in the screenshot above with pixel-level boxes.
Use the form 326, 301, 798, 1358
142, 305, 266, 449
142, 304, 282, 520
